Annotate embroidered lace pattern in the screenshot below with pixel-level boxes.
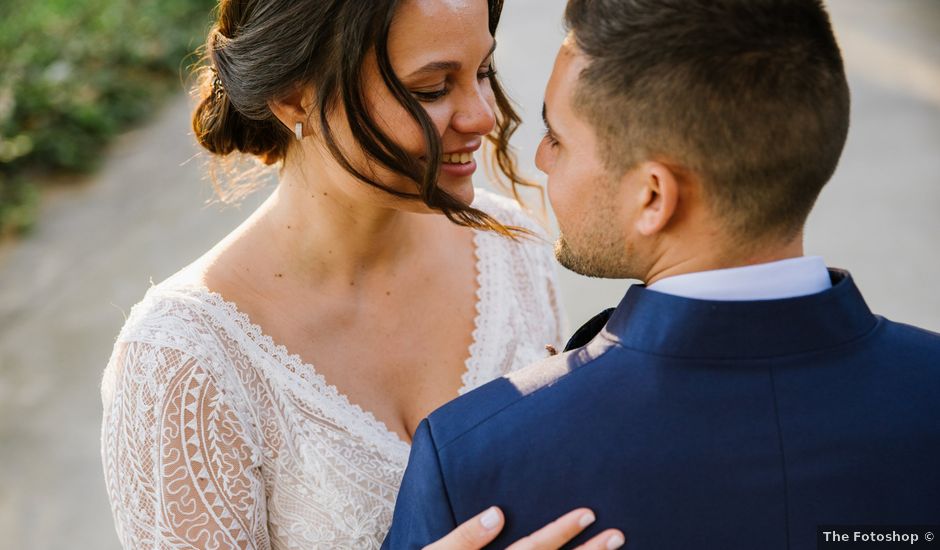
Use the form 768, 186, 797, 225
101, 189, 567, 549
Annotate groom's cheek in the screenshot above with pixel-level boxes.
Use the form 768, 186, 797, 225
549, 162, 591, 233
546, 164, 574, 223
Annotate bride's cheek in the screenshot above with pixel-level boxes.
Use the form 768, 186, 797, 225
377, 101, 437, 158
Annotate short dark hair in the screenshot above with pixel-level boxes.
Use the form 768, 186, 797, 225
565, 0, 851, 241
192, 0, 532, 236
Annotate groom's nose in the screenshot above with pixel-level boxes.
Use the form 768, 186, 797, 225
535, 137, 554, 174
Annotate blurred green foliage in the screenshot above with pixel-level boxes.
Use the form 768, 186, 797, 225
0, 0, 215, 235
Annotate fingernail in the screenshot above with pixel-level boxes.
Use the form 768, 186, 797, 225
607, 533, 625, 549
579, 511, 596, 528
480, 507, 500, 530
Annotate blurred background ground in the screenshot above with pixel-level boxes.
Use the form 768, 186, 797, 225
0, 1, 937, 548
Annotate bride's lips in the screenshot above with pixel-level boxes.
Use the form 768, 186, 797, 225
440, 156, 477, 178
422, 143, 481, 178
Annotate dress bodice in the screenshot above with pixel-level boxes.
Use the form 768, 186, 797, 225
101, 189, 566, 549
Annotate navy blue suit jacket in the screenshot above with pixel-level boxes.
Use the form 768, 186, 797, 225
383, 271, 940, 549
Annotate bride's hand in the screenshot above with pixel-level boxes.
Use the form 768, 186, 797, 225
424, 506, 625, 550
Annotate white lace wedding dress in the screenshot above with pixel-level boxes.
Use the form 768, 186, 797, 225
101, 189, 566, 549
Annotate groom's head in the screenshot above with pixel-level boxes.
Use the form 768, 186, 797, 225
537, 0, 850, 280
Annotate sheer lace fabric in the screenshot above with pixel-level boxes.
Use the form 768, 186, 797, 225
101, 190, 567, 549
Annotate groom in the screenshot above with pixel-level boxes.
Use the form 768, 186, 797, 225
385, 0, 940, 548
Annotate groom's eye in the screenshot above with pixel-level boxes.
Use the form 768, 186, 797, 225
542, 128, 559, 148
540, 103, 560, 149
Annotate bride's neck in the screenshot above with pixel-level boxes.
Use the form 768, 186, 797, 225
248, 167, 429, 286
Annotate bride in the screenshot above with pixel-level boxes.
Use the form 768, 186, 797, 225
101, 0, 624, 548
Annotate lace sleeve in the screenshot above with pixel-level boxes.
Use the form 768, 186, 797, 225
543, 248, 570, 349
101, 340, 270, 549
474, 188, 569, 351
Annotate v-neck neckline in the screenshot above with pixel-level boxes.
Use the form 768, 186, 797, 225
172, 226, 492, 458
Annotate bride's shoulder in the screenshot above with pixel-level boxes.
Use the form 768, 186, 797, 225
103, 269, 246, 405
472, 187, 548, 237
114, 268, 223, 350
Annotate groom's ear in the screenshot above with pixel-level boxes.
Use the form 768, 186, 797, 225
632, 161, 681, 237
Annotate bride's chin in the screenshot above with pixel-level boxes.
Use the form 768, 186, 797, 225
395, 178, 475, 215
439, 178, 475, 206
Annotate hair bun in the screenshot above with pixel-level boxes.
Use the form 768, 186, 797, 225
191, 63, 289, 164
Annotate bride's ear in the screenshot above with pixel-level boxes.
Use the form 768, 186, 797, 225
268, 85, 316, 137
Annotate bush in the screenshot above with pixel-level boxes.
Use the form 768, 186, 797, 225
0, 0, 216, 235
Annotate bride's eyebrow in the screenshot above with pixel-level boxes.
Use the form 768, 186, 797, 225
403, 40, 498, 79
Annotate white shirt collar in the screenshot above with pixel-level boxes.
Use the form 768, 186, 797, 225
647, 256, 832, 301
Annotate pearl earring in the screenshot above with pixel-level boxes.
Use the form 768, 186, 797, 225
294, 122, 303, 141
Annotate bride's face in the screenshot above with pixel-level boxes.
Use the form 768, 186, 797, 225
307, 0, 498, 210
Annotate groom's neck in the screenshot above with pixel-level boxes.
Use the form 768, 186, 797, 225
641, 231, 806, 286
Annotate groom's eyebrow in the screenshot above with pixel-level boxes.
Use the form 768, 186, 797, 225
542, 103, 555, 135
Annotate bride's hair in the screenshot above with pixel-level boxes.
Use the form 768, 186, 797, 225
192, 0, 535, 236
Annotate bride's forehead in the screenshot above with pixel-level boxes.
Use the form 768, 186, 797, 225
398, 0, 485, 20
389, 0, 493, 65
392, 0, 489, 37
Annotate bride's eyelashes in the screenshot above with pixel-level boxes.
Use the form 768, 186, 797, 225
412, 88, 448, 102
411, 66, 498, 103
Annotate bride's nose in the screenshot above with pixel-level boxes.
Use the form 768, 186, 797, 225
450, 86, 496, 136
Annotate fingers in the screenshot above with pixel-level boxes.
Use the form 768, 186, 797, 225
506, 508, 599, 550
424, 506, 505, 550
573, 529, 626, 550
424, 506, 625, 550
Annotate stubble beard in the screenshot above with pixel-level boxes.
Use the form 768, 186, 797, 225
554, 224, 640, 279
552, 167, 648, 280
